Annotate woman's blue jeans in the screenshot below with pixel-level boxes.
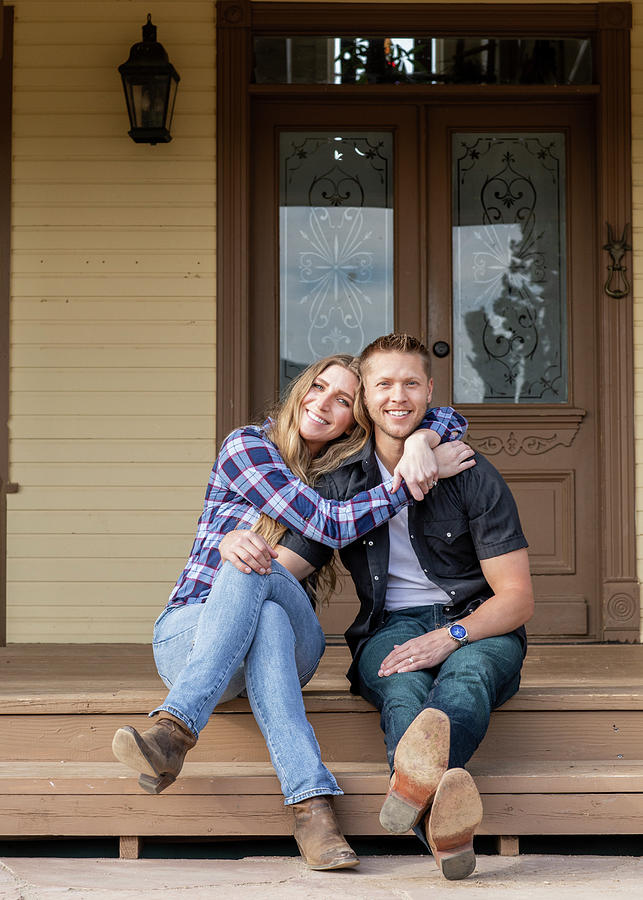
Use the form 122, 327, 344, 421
150, 561, 342, 806
357, 605, 524, 771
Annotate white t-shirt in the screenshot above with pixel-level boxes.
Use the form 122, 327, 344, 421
376, 454, 451, 611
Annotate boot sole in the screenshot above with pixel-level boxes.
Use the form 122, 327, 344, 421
294, 837, 360, 870
112, 727, 161, 779
427, 768, 483, 881
379, 708, 450, 834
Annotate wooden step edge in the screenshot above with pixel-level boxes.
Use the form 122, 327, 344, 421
2, 760, 643, 795
3, 687, 643, 715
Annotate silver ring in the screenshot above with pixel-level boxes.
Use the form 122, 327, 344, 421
408, 656, 414, 664
432, 480, 438, 488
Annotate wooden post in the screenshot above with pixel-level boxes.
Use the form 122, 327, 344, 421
119, 836, 142, 859
496, 835, 520, 857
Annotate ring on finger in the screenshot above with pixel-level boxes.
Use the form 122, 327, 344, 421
408, 656, 414, 664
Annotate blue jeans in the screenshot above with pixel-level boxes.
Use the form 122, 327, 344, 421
150, 561, 342, 805
357, 605, 524, 771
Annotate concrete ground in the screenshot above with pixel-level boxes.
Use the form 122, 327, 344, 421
1, 854, 643, 899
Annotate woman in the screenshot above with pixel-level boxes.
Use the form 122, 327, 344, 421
112, 353, 470, 870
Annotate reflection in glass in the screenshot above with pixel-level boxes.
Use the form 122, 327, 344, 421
452, 134, 567, 403
280, 133, 393, 390
254, 37, 592, 85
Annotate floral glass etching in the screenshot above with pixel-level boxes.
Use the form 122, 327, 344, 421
452, 133, 567, 403
280, 133, 393, 389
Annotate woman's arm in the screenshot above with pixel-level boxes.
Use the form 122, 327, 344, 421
391, 407, 471, 496
214, 427, 414, 549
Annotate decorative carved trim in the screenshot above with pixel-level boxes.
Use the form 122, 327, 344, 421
602, 583, 640, 641
219, 0, 251, 27
603, 222, 631, 299
598, 2, 632, 30
469, 430, 576, 456
465, 408, 586, 456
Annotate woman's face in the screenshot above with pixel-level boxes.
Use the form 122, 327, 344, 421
298, 364, 358, 455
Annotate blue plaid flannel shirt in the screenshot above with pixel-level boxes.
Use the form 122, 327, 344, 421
168, 407, 467, 606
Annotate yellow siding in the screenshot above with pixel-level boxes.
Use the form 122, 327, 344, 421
6, 0, 217, 641
5, 0, 643, 641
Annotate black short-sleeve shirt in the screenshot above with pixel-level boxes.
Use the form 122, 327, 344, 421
280, 442, 528, 691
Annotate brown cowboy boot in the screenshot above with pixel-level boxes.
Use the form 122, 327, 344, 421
425, 768, 483, 881
292, 797, 359, 870
112, 715, 196, 794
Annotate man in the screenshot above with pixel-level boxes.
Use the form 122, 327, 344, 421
278, 332, 534, 881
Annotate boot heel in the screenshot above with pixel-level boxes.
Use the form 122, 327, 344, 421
427, 768, 483, 881
138, 772, 176, 794
379, 775, 428, 833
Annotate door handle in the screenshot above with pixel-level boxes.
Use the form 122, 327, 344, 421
432, 340, 450, 358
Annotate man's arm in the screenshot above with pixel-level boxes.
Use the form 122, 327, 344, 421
275, 545, 316, 580
378, 548, 533, 676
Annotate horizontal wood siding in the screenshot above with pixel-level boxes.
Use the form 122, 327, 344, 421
6, 0, 217, 641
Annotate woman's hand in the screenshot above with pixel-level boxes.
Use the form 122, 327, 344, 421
434, 440, 476, 479
391, 430, 439, 500
218, 529, 278, 575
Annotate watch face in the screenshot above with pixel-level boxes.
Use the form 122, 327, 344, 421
450, 624, 467, 640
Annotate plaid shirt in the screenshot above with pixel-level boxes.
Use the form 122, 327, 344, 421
168, 407, 467, 606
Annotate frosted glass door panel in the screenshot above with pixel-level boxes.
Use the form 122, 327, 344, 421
452, 133, 567, 403
280, 132, 393, 389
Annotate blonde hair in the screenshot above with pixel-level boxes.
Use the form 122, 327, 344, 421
252, 354, 372, 606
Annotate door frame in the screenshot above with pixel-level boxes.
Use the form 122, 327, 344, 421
215, 1, 638, 641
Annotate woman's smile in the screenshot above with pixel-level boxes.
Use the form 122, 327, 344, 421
299, 364, 358, 454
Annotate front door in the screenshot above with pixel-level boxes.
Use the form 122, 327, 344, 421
250, 96, 600, 642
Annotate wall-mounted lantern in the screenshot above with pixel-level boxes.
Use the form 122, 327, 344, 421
118, 14, 180, 145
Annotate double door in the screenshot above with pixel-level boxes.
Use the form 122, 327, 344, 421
251, 98, 598, 641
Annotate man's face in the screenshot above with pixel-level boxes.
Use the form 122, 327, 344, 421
361, 350, 433, 442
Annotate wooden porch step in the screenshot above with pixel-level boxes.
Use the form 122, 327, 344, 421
2, 760, 643, 839
2, 643, 642, 849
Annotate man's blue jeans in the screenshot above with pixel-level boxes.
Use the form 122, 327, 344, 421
150, 561, 342, 806
357, 605, 524, 771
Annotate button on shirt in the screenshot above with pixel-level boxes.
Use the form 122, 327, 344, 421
279, 441, 529, 692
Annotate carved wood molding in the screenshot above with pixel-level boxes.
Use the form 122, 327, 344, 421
602, 583, 640, 641
465, 408, 586, 456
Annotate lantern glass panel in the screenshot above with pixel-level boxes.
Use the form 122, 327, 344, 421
128, 74, 172, 129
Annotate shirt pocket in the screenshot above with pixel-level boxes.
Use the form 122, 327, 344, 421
422, 518, 475, 578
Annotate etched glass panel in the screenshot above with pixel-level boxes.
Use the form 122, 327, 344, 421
452, 133, 567, 403
280, 132, 393, 390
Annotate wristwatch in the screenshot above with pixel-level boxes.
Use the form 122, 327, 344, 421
447, 622, 469, 648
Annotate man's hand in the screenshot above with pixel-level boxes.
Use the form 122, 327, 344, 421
219, 529, 278, 575
391, 430, 439, 500
434, 440, 476, 479
378, 628, 456, 676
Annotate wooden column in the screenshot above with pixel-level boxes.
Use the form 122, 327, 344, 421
216, 0, 252, 446
596, 4, 639, 640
